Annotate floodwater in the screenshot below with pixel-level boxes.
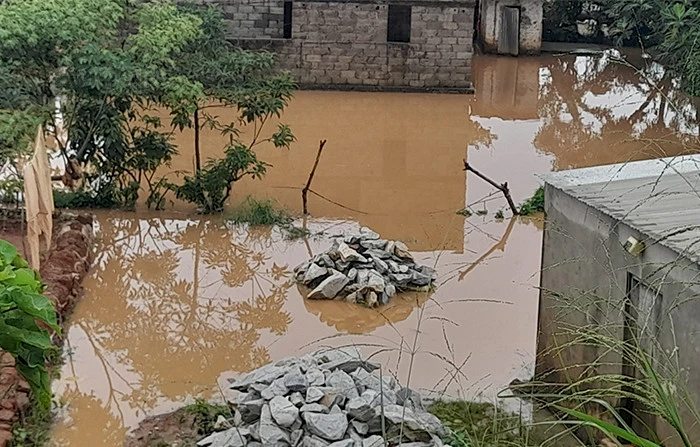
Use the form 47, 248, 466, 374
51, 52, 699, 446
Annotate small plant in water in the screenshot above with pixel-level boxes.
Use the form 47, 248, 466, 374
228, 197, 293, 226
519, 187, 544, 216
495, 209, 504, 219
456, 208, 472, 217
476, 209, 488, 216
284, 225, 312, 240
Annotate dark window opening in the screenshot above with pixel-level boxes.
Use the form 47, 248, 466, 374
387, 5, 411, 43
283, 1, 293, 39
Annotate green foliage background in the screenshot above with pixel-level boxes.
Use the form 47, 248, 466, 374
0, 0, 296, 213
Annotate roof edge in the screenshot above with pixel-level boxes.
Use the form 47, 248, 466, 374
537, 155, 700, 190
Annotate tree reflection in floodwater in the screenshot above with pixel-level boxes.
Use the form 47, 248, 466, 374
53, 214, 295, 442
535, 52, 699, 169
471, 52, 699, 176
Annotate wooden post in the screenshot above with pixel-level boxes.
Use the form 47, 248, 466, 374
194, 107, 201, 173
302, 140, 327, 215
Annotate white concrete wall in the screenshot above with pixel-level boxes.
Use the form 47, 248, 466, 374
538, 184, 700, 444
478, 0, 542, 54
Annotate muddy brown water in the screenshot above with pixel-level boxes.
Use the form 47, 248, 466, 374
51, 52, 698, 446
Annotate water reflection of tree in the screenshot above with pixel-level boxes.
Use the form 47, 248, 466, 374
535, 54, 700, 169
63, 215, 293, 420
52, 391, 128, 447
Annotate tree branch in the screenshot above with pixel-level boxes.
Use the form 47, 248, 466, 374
463, 160, 519, 216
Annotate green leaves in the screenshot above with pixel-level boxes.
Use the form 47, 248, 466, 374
15, 363, 51, 410
558, 406, 661, 447
175, 143, 271, 213
272, 124, 296, 148
0, 239, 59, 409
0, 0, 297, 217
0, 240, 18, 265
600, 0, 700, 95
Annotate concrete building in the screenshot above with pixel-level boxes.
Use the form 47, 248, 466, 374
537, 155, 700, 442
202, 0, 476, 92
476, 0, 543, 54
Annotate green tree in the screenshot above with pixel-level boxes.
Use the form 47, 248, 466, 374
544, 0, 700, 96
0, 0, 202, 207
0, 0, 296, 211
166, 4, 296, 213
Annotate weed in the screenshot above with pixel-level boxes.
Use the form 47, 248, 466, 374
184, 399, 230, 436
429, 401, 538, 447
9, 398, 51, 447
476, 209, 488, 216
284, 225, 312, 240
495, 210, 504, 219
456, 208, 472, 217
518, 187, 544, 216
228, 197, 292, 226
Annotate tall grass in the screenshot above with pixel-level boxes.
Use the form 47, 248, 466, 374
429, 400, 540, 447
526, 322, 699, 447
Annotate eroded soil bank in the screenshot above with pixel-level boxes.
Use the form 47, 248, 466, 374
0, 212, 94, 447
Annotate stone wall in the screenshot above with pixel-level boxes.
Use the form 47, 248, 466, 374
478, 0, 542, 54
204, 0, 476, 92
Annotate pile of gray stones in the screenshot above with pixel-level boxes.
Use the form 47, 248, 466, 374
199, 348, 450, 447
293, 228, 437, 307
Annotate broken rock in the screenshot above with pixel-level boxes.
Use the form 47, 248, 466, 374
308, 270, 350, 299
304, 412, 349, 441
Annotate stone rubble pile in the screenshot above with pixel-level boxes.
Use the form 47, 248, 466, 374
293, 228, 437, 308
199, 348, 449, 447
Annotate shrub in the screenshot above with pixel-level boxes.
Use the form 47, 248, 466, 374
176, 144, 271, 214
456, 208, 472, 217
519, 187, 544, 216
0, 240, 58, 409
228, 197, 292, 226
53, 187, 119, 209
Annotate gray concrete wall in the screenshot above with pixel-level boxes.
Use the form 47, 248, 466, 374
538, 184, 700, 444
478, 0, 542, 54
202, 0, 475, 92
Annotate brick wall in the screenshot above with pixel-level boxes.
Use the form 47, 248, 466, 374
204, 0, 475, 92
203, 0, 286, 39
